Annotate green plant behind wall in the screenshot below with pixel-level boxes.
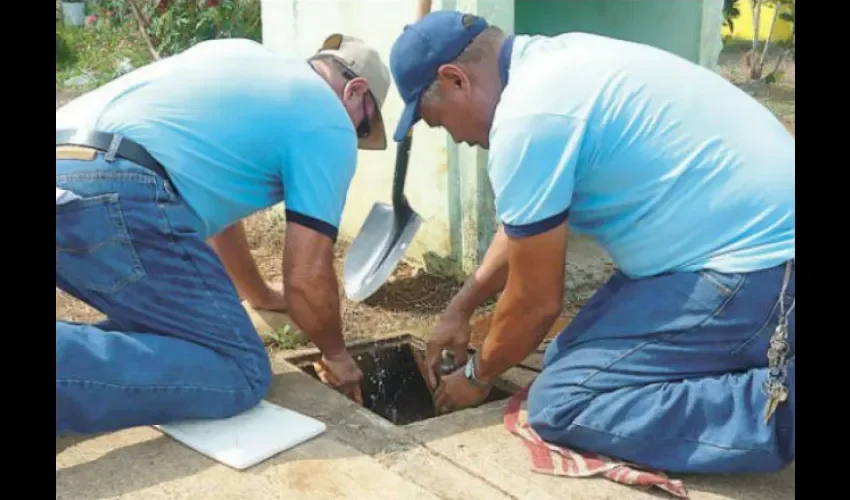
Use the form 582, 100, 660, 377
57, 0, 263, 91
148, 0, 262, 57
56, 29, 77, 70
723, 0, 741, 33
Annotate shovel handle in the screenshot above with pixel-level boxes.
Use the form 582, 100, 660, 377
389, 2, 428, 210
391, 130, 413, 209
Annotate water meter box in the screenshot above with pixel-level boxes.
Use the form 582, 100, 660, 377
289, 335, 514, 425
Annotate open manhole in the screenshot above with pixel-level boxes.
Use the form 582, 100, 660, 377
287, 335, 515, 426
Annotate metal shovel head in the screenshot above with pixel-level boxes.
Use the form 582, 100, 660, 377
343, 202, 422, 302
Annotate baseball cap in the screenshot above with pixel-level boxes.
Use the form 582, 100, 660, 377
314, 34, 390, 150
389, 11, 489, 142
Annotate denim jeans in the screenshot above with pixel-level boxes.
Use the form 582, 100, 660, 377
527, 262, 795, 474
56, 152, 271, 435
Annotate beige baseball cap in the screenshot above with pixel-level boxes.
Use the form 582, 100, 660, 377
315, 34, 390, 150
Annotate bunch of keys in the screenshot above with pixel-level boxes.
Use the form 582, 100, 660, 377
763, 319, 790, 423
763, 260, 794, 424
763, 381, 788, 423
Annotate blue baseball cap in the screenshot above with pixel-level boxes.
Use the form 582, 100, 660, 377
389, 10, 489, 142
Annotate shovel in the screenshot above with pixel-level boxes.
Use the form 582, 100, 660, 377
342, 130, 422, 301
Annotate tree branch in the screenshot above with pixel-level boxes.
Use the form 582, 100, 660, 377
758, 4, 780, 72
127, 0, 160, 61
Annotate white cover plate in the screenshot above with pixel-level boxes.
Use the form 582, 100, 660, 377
154, 400, 327, 470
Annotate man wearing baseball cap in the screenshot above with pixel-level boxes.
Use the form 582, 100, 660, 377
391, 11, 795, 475
56, 35, 390, 435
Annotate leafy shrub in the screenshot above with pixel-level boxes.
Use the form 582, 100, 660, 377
56, 29, 76, 70
149, 0, 262, 57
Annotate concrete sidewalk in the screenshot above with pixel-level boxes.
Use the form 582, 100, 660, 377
56, 353, 795, 500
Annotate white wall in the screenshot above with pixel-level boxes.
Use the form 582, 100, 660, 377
261, 0, 454, 264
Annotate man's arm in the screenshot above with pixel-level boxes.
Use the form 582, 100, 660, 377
424, 225, 510, 383
208, 221, 282, 309
282, 222, 345, 356
475, 113, 586, 380
475, 223, 568, 381
277, 126, 357, 355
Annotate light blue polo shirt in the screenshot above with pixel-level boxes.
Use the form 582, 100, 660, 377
56, 38, 357, 241
489, 33, 795, 278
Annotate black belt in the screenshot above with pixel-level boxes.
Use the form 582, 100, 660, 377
56, 129, 170, 181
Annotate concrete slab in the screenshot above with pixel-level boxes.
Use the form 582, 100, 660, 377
264, 355, 514, 500
407, 401, 795, 500
56, 353, 795, 500
57, 427, 439, 500
55, 354, 514, 500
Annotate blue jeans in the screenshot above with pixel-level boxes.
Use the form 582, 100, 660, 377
527, 263, 795, 474
56, 152, 271, 435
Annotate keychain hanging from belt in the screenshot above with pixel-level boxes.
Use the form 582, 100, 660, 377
763, 260, 795, 423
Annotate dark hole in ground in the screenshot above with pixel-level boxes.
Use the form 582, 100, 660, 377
293, 336, 513, 425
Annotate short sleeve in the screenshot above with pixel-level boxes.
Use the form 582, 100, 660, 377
281, 127, 357, 242
487, 114, 586, 238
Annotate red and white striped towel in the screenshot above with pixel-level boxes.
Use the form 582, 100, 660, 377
503, 385, 690, 499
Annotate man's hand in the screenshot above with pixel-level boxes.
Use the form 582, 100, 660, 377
434, 368, 491, 413
314, 350, 364, 405
424, 311, 471, 388
424, 227, 511, 389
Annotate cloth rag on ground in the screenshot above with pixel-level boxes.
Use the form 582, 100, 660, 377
503, 384, 690, 499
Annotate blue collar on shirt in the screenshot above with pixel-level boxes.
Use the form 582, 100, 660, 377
499, 35, 515, 88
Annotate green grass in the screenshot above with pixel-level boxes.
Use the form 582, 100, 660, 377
56, 22, 153, 92
264, 324, 310, 350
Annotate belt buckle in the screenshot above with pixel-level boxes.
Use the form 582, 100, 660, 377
56, 145, 97, 161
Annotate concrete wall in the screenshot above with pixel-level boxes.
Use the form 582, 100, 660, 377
516, 0, 705, 62
515, 0, 725, 69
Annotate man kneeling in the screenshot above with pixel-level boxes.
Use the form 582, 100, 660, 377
389, 11, 795, 474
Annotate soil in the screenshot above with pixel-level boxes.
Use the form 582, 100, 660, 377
247, 210, 475, 342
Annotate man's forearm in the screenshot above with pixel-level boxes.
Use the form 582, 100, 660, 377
475, 225, 568, 382
476, 293, 560, 382
285, 264, 346, 356
208, 221, 269, 304
448, 226, 510, 317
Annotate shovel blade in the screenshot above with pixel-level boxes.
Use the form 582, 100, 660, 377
343, 202, 422, 302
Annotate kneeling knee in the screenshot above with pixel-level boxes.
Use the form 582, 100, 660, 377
527, 371, 594, 440
249, 351, 272, 397
232, 350, 272, 414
